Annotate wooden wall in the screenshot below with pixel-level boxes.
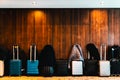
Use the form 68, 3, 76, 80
0, 9, 120, 59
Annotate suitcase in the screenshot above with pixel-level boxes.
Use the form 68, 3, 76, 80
55, 60, 68, 76
10, 46, 21, 76
110, 60, 120, 76
27, 45, 39, 75
71, 60, 83, 76
99, 44, 110, 76
0, 60, 4, 76
84, 51, 99, 76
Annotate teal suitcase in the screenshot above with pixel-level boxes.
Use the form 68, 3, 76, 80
10, 46, 21, 76
27, 45, 39, 75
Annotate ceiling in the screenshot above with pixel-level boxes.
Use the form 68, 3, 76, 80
0, 0, 120, 8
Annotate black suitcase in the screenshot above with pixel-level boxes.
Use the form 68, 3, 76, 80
108, 45, 120, 76
84, 59, 99, 76
55, 60, 68, 76
110, 59, 120, 76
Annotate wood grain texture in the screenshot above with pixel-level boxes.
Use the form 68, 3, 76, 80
0, 9, 120, 59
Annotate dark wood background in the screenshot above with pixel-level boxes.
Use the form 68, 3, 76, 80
0, 9, 119, 59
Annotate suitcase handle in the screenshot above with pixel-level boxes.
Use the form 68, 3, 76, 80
87, 51, 90, 59
100, 44, 106, 60
30, 44, 36, 61
13, 45, 19, 60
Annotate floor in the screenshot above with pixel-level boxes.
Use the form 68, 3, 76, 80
1, 76, 120, 80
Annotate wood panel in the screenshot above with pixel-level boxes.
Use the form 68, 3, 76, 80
108, 9, 120, 46
0, 9, 120, 59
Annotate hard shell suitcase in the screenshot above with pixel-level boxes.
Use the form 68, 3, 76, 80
71, 60, 83, 76
70, 44, 84, 76
0, 60, 4, 76
109, 46, 120, 76
84, 52, 99, 76
84, 60, 99, 76
99, 44, 110, 76
10, 46, 21, 76
27, 45, 39, 75
55, 60, 68, 76
110, 60, 120, 76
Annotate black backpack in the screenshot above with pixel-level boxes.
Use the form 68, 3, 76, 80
86, 43, 100, 60
38, 45, 56, 76
108, 45, 120, 60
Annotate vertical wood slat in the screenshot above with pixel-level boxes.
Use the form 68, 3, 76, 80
0, 9, 120, 59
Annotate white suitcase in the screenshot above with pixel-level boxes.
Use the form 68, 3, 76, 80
0, 60, 4, 76
99, 44, 110, 76
72, 60, 83, 75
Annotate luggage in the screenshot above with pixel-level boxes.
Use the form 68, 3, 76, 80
0, 46, 10, 76
71, 60, 83, 76
109, 45, 120, 76
69, 44, 84, 76
9, 46, 21, 76
55, 60, 68, 76
68, 44, 84, 70
27, 44, 39, 75
84, 43, 100, 76
84, 60, 99, 76
0, 60, 4, 76
86, 43, 100, 60
84, 51, 99, 76
110, 60, 120, 76
38, 45, 56, 76
108, 45, 120, 60
99, 44, 110, 76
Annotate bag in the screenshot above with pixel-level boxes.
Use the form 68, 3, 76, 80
99, 44, 110, 76
86, 43, 100, 60
0, 46, 10, 76
27, 44, 39, 75
68, 44, 84, 76
84, 43, 99, 76
68, 44, 84, 69
10, 46, 22, 76
108, 45, 120, 60
38, 45, 56, 76
55, 59, 68, 76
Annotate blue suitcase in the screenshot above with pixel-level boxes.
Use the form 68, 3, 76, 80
27, 45, 39, 75
10, 46, 21, 76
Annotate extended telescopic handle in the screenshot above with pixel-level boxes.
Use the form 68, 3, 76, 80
100, 44, 106, 60
30, 45, 36, 61
13, 45, 19, 60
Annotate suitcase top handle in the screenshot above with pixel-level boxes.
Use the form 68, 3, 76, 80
13, 45, 19, 60
30, 44, 36, 61
100, 44, 106, 60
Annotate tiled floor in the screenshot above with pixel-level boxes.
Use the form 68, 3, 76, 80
1, 76, 120, 80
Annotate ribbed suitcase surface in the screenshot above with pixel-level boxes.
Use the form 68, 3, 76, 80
72, 60, 83, 76
111, 61, 120, 75
27, 44, 39, 75
84, 60, 99, 76
10, 60, 21, 76
99, 44, 110, 76
27, 60, 39, 75
56, 60, 68, 76
9, 46, 21, 76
